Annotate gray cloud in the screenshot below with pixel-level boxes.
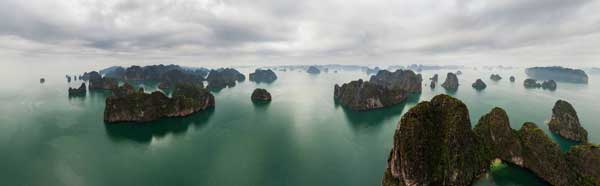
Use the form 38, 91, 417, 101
0, 0, 599, 65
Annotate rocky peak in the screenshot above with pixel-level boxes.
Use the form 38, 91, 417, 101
383, 94, 488, 186
441, 72, 459, 91
369, 69, 422, 93
548, 100, 587, 142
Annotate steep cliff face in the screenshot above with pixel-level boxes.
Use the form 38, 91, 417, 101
369, 70, 422, 93
334, 79, 408, 111
249, 69, 278, 83
548, 100, 588, 142
474, 107, 522, 165
567, 144, 600, 185
519, 122, 575, 186
383, 95, 488, 186
104, 83, 214, 123
441, 73, 459, 90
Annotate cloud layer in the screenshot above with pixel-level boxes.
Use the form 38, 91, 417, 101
1, 0, 599, 66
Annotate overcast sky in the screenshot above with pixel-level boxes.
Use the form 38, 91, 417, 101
1, 0, 599, 67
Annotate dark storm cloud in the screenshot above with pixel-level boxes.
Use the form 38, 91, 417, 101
0, 0, 599, 65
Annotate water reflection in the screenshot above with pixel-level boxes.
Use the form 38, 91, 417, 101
339, 94, 421, 128
103, 108, 215, 144
252, 100, 271, 111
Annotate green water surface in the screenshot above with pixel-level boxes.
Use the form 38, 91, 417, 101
0, 63, 597, 186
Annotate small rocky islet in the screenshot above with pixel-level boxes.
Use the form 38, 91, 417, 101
306, 66, 321, 74
524, 78, 557, 90
383, 94, 600, 186
68, 83, 87, 96
441, 72, 459, 91
249, 69, 277, 83
472, 78, 487, 90
251, 88, 272, 102
490, 74, 502, 81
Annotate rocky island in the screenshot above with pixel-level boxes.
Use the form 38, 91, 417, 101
104, 83, 215, 123
206, 68, 245, 90
383, 95, 600, 186
334, 70, 422, 111
541, 80, 557, 90
526, 66, 588, 83
251, 88, 272, 102
510, 76, 515, 82
87, 71, 118, 90
369, 70, 422, 93
382, 95, 488, 186
334, 79, 408, 111
68, 83, 87, 96
39, 78, 45, 84
523, 78, 542, 88
548, 100, 588, 142
441, 72, 459, 91
472, 79, 487, 90
249, 69, 277, 83
429, 74, 438, 89
490, 74, 502, 81
307, 66, 321, 74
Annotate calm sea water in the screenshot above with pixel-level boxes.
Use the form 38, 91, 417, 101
0, 62, 598, 186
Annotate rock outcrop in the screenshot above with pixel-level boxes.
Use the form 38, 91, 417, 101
383, 95, 488, 186
39, 78, 45, 84
510, 76, 515, 82
541, 80, 557, 90
68, 83, 87, 96
307, 66, 321, 74
490, 74, 502, 81
251, 88, 272, 101
383, 96, 600, 186
206, 68, 245, 90
441, 72, 459, 91
66, 75, 71, 83
474, 108, 522, 165
430, 74, 438, 82
369, 70, 422, 93
524, 78, 541, 88
111, 83, 136, 98
334, 79, 408, 111
518, 122, 574, 186
104, 83, 215, 123
249, 69, 277, 83
88, 71, 118, 90
429, 80, 435, 89
567, 144, 600, 185
526, 66, 588, 84
472, 79, 487, 90
548, 100, 588, 142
